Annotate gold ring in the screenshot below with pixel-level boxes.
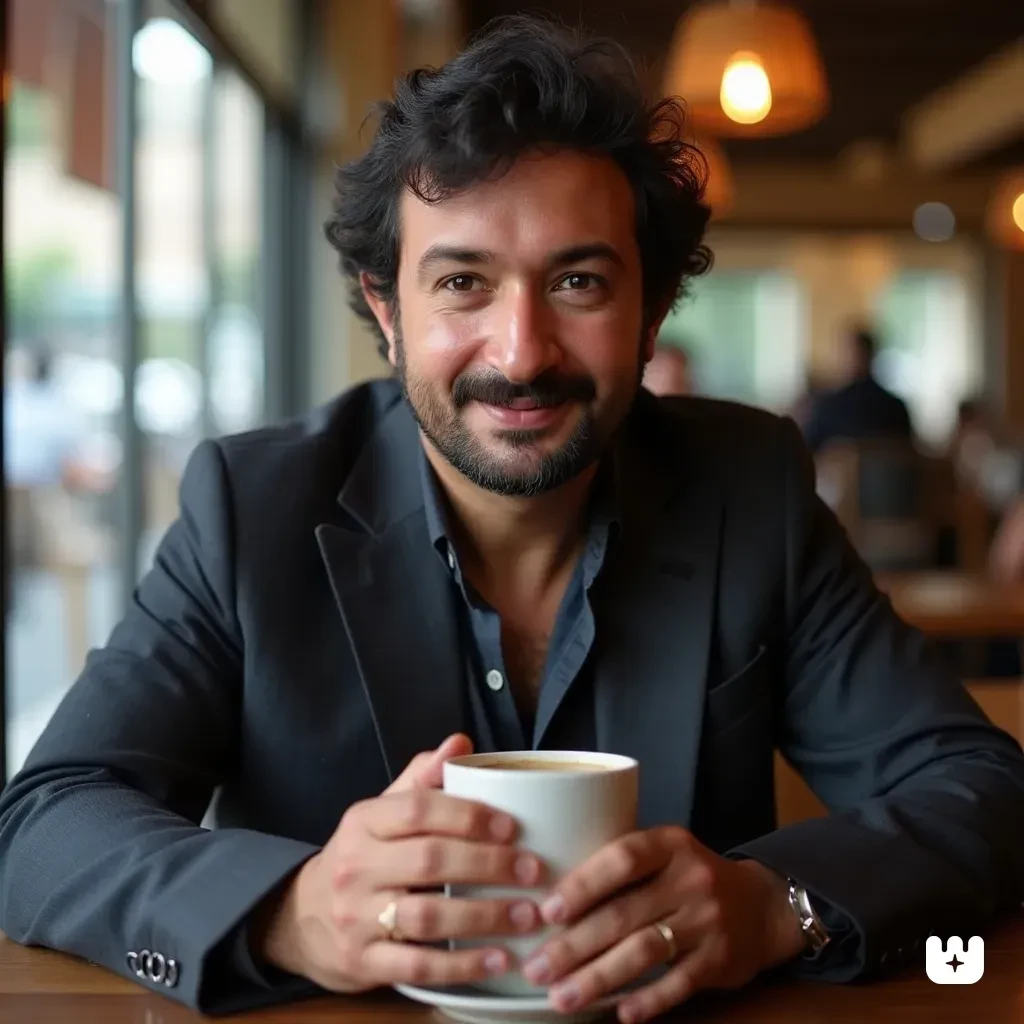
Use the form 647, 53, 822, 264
378, 899, 403, 942
653, 920, 678, 963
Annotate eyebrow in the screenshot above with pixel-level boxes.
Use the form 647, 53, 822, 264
416, 241, 624, 283
417, 245, 493, 282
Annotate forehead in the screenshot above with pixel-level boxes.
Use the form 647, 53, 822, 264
398, 150, 638, 263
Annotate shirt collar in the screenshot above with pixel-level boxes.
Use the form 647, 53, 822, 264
417, 443, 623, 568
418, 446, 453, 564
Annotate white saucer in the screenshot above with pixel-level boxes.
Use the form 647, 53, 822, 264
394, 982, 622, 1024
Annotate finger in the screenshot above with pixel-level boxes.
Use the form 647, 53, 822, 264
615, 950, 711, 1024
546, 920, 696, 1016
362, 789, 518, 843
369, 836, 545, 889
523, 883, 669, 985
386, 734, 474, 794
363, 940, 512, 988
541, 828, 679, 926
377, 893, 542, 942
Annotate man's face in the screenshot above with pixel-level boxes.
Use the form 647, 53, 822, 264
367, 150, 653, 496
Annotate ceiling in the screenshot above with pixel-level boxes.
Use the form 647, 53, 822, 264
465, 0, 1024, 167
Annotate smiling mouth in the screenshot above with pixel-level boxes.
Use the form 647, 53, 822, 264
476, 398, 571, 430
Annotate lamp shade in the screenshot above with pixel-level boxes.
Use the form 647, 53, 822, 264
986, 170, 1024, 252
664, 1, 829, 137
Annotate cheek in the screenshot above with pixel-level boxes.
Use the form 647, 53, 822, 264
560, 310, 642, 382
406, 314, 484, 383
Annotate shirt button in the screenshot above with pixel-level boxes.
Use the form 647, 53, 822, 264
486, 669, 504, 691
447, 547, 456, 571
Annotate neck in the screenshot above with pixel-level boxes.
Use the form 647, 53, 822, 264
422, 438, 597, 595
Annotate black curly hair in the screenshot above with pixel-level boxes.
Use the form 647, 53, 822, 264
325, 15, 713, 361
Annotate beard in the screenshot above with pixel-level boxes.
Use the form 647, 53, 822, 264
394, 323, 642, 497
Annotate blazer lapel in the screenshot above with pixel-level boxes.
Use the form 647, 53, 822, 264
317, 399, 467, 782
593, 396, 723, 829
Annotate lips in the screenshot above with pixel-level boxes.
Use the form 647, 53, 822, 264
478, 400, 569, 430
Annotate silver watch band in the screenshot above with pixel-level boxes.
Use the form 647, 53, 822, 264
787, 880, 831, 956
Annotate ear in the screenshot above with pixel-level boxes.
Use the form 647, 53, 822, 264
360, 272, 398, 366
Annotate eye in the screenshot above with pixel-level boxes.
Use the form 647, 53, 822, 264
554, 273, 602, 292
442, 275, 480, 293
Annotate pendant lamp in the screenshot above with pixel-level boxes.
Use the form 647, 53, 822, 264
664, 0, 829, 137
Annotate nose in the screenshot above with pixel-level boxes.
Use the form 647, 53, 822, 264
487, 284, 560, 383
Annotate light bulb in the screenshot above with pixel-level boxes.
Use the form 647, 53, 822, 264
1013, 191, 1024, 233
720, 51, 772, 125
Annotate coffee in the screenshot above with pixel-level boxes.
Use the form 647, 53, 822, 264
476, 758, 609, 772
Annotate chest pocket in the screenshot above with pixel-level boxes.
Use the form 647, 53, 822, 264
704, 644, 771, 742
696, 644, 776, 847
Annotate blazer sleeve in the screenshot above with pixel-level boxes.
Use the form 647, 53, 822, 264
0, 441, 320, 1014
731, 418, 1024, 980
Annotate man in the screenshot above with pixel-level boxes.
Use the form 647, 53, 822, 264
802, 326, 914, 453
2, 17, 1023, 1024
643, 343, 693, 397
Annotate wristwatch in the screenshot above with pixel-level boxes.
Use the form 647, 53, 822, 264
787, 879, 832, 957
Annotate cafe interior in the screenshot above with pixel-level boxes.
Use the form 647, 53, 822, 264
2, 0, 1023, 1018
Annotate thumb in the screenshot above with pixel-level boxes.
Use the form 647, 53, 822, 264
386, 733, 474, 794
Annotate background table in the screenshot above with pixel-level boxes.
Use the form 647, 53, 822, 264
875, 571, 1024, 637
1, 915, 1021, 1023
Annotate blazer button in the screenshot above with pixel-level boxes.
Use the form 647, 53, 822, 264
165, 958, 179, 988
146, 951, 167, 984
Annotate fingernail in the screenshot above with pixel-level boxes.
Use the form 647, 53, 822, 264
515, 855, 538, 885
490, 814, 516, 841
619, 1005, 638, 1024
484, 951, 507, 974
541, 894, 567, 924
510, 902, 537, 932
523, 953, 551, 985
552, 981, 581, 1011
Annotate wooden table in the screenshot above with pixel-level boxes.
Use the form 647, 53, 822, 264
2, 916, 1022, 1024
875, 571, 1024, 637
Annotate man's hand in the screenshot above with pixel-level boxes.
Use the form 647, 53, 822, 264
520, 826, 806, 1024
258, 734, 544, 992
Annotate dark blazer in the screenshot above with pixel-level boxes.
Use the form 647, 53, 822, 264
1, 380, 1022, 1015
804, 376, 913, 453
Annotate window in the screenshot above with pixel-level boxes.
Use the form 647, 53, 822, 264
3, 0, 308, 780
875, 270, 982, 447
5, 0, 123, 772
659, 271, 807, 411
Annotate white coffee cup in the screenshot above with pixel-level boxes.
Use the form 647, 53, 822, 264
442, 750, 639, 996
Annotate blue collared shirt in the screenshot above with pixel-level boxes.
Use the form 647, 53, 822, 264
419, 449, 620, 752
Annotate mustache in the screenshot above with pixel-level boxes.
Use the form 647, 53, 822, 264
451, 369, 596, 410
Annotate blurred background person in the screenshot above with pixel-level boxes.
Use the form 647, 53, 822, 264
802, 325, 913, 454
4, 347, 85, 573
643, 343, 694, 397
988, 496, 1024, 583
947, 398, 996, 483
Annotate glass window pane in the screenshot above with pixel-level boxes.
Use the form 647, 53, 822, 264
5, 0, 123, 774
875, 270, 982, 447
135, 4, 210, 574
660, 271, 807, 411
209, 69, 265, 435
